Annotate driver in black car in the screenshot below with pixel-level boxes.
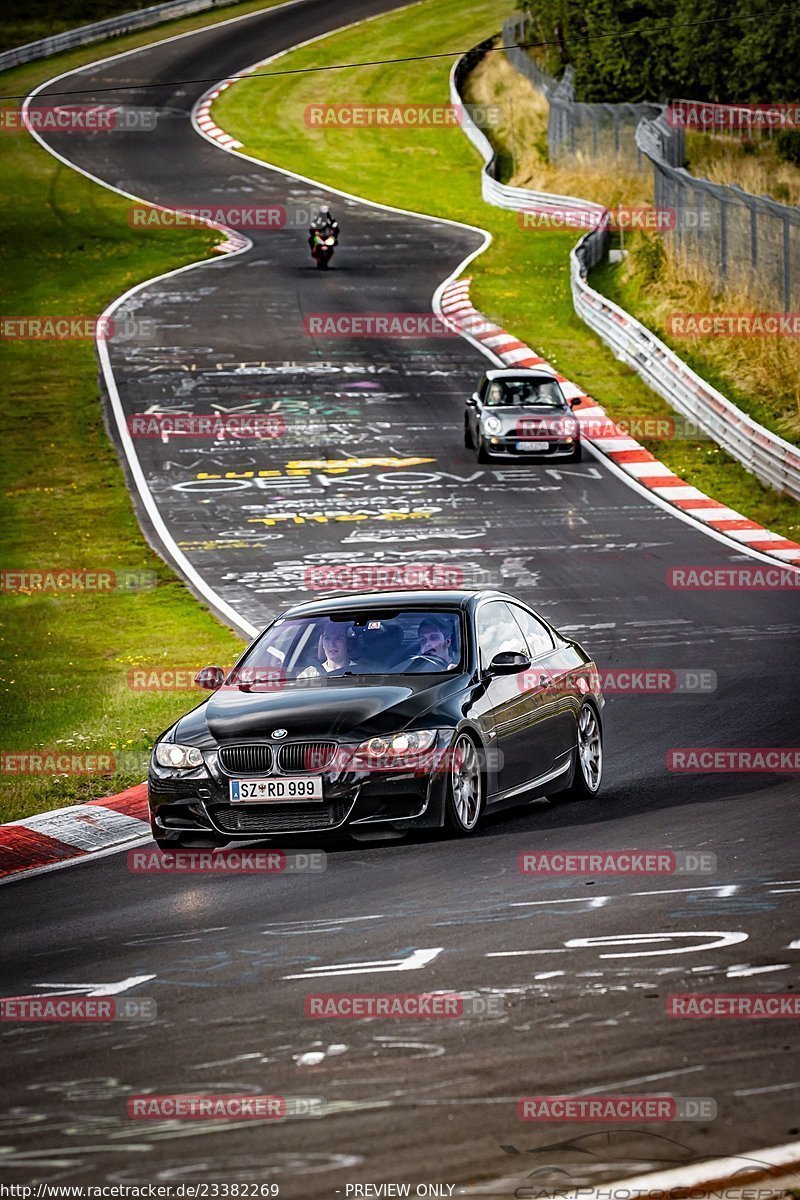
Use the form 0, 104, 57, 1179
417, 617, 457, 669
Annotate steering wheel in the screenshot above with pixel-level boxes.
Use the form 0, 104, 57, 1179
405, 653, 450, 672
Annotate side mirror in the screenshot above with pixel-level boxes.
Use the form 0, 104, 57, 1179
487, 650, 531, 676
466, 393, 479, 407
195, 665, 225, 690
569, 397, 581, 409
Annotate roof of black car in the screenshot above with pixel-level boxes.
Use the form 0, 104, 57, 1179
282, 589, 503, 616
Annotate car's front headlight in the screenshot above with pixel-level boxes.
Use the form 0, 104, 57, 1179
483, 415, 503, 435
154, 742, 204, 770
352, 729, 440, 769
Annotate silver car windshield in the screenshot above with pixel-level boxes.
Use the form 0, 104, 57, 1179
485, 379, 563, 407
234, 611, 464, 682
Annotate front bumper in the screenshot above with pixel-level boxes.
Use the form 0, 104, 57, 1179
148, 738, 451, 840
484, 434, 579, 458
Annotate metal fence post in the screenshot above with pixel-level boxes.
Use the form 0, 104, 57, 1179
784, 216, 792, 311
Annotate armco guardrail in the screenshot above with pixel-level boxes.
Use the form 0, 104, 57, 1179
452, 41, 800, 502
0, 0, 239, 73
450, 46, 604, 222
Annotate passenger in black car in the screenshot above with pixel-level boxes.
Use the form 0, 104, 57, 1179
298, 620, 355, 678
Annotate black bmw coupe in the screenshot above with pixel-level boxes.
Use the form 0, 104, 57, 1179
148, 589, 604, 846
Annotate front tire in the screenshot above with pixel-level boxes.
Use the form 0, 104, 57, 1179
568, 442, 582, 462
444, 734, 483, 835
464, 418, 474, 449
476, 437, 492, 463
559, 702, 603, 800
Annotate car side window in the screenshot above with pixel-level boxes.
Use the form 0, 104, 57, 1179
476, 601, 528, 668
509, 605, 555, 659
478, 376, 488, 401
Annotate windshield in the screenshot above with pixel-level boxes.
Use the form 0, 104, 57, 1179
234, 610, 464, 682
485, 378, 564, 408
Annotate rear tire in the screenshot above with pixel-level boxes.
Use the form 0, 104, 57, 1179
556, 702, 603, 800
443, 734, 483, 835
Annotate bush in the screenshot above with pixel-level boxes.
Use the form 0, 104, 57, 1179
775, 129, 800, 166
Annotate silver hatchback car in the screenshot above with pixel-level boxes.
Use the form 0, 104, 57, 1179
464, 368, 582, 462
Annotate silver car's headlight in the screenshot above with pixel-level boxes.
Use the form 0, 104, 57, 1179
483, 415, 502, 435
154, 742, 204, 769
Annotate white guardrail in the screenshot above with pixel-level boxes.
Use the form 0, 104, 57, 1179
0, 0, 239, 73
451, 47, 800, 503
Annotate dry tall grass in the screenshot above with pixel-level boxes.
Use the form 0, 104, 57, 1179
464, 52, 651, 208
616, 236, 800, 439
686, 131, 800, 207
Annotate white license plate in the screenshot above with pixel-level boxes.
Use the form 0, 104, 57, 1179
517, 441, 549, 451
229, 776, 323, 803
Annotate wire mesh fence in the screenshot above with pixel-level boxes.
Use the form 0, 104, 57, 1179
503, 15, 800, 310
502, 17, 673, 174
637, 115, 800, 309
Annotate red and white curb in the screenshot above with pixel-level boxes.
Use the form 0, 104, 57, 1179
195, 79, 243, 151
193, 77, 254, 254
0, 784, 149, 883
440, 278, 800, 566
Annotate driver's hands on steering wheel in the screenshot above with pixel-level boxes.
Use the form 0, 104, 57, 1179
404, 653, 451, 671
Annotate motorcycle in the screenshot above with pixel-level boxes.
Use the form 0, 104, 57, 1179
311, 230, 337, 270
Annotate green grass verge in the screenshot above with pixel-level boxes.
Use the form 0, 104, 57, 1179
213, 0, 800, 547
0, 0, 295, 823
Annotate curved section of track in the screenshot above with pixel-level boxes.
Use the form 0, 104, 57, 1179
5, 2, 800, 1194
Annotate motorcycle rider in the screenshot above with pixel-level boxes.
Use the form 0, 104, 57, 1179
308, 205, 339, 247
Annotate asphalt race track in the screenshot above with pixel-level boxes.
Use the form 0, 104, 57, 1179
4, 0, 800, 1193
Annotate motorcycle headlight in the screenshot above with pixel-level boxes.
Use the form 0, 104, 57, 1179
352, 729, 439, 769
154, 742, 204, 770
483, 415, 503, 435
